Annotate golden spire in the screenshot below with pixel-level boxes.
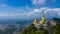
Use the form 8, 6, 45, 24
33, 19, 37, 24
41, 11, 45, 24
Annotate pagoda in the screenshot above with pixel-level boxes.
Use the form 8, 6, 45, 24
33, 11, 47, 30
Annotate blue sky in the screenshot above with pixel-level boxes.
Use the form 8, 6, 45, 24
0, 0, 60, 19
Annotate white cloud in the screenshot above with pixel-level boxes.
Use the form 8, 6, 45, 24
26, 7, 60, 18
0, 4, 60, 19
31, 0, 46, 5
0, 7, 60, 19
0, 4, 8, 7
50, 0, 56, 3
58, 12, 60, 16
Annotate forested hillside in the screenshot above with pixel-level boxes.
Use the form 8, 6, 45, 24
20, 18, 60, 34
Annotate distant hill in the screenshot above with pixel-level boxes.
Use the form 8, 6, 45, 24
0, 19, 33, 25
53, 18, 60, 22
52, 18, 60, 24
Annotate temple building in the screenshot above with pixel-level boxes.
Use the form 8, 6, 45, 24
33, 11, 56, 30
33, 11, 45, 24
33, 11, 47, 29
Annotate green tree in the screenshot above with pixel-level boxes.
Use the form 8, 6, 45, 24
20, 24, 48, 34
50, 25, 60, 34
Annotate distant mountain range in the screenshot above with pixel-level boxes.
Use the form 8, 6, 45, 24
52, 18, 60, 24
0, 19, 33, 25
0, 17, 60, 24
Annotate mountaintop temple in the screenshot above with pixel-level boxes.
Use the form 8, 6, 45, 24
33, 11, 56, 30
